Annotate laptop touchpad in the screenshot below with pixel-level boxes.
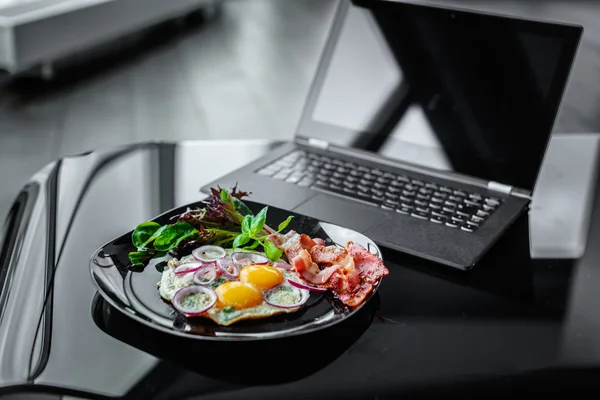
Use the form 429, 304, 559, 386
294, 194, 384, 233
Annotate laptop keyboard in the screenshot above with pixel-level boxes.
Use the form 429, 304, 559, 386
256, 150, 503, 233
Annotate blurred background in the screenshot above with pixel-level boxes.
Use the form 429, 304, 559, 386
0, 0, 599, 225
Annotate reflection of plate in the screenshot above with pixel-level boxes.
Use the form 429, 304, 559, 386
90, 200, 383, 341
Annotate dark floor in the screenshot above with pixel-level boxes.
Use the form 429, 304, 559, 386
1, 0, 600, 227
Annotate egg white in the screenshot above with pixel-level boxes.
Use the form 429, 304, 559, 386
157, 250, 303, 325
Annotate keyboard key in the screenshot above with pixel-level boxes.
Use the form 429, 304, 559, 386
429, 203, 441, 210
371, 189, 384, 196
357, 166, 370, 173
372, 195, 384, 201
384, 199, 399, 207
285, 175, 303, 184
464, 199, 481, 207
385, 192, 398, 199
258, 167, 279, 176
401, 203, 414, 209
346, 176, 358, 183
389, 186, 401, 193
415, 200, 428, 207
456, 204, 478, 217
333, 171, 345, 179
461, 225, 476, 232
298, 177, 313, 187
376, 177, 391, 184
391, 181, 404, 187
444, 200, 457, 207
397, 176, 410, 183
454, 190, 467, 197
411, 212, 428, 220
485, 198, 501, 207
383, 172, 396, 179
431, 197, 444, 203
425, 183, 439, 189
452, 216, 465, 223
405, 184, 416, 191
371, 169, 383, 176
396, 207, 410, 215
476, 210, 490, 218
273, 169, 292, 180
330, 184, 342, 190
419, 188, 433, 195
381, 204, 394, 211
483, 204, 496, 212
446, 221, 459, 228
440, 187, 453, 193
363, 174, 376, 181
374, 182, 387, 189
431, 216, 445, 224
324, 163, 335, 170
466, 221, 479, 228
442, 206, 455, 213
330, 178, 342, 185
343, 182, 356, 190
448, 195, 461, 202
431, 211, 448, 219
359, 179, 373, 186
471, 215, 484, 223
343, 187, 356, 194
411, 180, 424, 186
469, 193, 483, 201
417, 194, 429, 200
403, 190, 416, 197
357, 185, 370, 192
416, 207, 430, 213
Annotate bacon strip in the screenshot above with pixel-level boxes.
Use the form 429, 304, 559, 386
269, 230, 390, 307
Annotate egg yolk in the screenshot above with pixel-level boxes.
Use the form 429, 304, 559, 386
239, 264, 284, 290
215, 281, 263, 310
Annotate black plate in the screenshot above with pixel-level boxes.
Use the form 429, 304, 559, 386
90, 200, 383, 341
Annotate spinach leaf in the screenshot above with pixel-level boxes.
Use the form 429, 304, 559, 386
233, 233, 250, 249
153, 222, 198, 252
277, 216, 294, 232
132, 222, 162, 248
233, 197, 253, 217
263, 240, 283, 261
251, 206, 268, 234
129, 250, 157, 266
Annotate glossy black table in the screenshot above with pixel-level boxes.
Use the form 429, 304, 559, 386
1, 140, 600, 399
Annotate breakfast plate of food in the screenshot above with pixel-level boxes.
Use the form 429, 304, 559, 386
90, 186, 389, 340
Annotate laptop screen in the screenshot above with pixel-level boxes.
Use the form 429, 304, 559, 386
296, 0, 582, 192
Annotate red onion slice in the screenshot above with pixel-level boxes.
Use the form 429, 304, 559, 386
231, 252, 269, 267
273, 261, 293, 271
288, 278, 328, 293
264, 284, 310, 309
172, 285, 217, 316
193, 264, 218, 285
217, 257, 240, 279
192, 245, 226, 262
173, 262, 204, 275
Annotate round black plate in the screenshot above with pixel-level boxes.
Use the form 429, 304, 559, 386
90, 200, 383, 341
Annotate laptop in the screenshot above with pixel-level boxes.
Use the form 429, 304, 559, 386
202, 0, 582, 270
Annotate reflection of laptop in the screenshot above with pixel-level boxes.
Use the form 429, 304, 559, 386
202, 0, 582, 270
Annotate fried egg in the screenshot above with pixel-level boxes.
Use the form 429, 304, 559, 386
157, 250, 305, 326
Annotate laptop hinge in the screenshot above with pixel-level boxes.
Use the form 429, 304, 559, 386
488, 181, 512, 195
307, 138, 329, 150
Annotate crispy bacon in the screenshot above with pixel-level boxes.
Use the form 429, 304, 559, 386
268, 230, 390, 307
346, 242, 389, 284
308, 245, 346, 265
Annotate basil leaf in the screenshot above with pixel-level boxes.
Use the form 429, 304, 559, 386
220, 189, 229, 204
243, 240, 261, 250
223, 306, 235, 314
132, 222, 162, 248
277, 216, 294, 232
233, 197, 253, 216
251, 206, 268, 234
233, 233, 251, 249
241, 214, 252, 234
153, 222, 198, 252
129, 250, 156, 266
263, 240, 283, 261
